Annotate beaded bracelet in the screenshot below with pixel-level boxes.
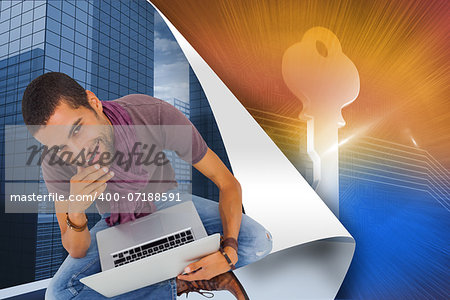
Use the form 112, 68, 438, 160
66, 213, 88, 232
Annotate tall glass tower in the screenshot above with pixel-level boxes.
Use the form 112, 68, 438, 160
188, 67, 232, 202
0, 0, 154, 288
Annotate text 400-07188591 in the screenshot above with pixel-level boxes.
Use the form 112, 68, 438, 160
95, 192, 182, 202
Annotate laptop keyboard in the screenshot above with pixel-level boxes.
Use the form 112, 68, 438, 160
112, 229, 194, 267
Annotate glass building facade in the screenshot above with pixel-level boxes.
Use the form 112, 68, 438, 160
189, 66, 232, 202
0, 0, 155, 288
0, 0, 47, 288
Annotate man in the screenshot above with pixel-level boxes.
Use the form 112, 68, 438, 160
21, 72, 272, 299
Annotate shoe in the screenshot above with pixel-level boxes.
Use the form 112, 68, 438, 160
176, 271, 250, 299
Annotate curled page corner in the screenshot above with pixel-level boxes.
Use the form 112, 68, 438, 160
148, 1, 355, 298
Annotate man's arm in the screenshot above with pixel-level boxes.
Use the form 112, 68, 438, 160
55, 203, 91, 259
178, 147, 242, 281
53, 164, 114, 258
193, 147, 242, 250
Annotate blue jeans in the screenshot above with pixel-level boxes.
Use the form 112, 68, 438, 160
45, 190, 273, 299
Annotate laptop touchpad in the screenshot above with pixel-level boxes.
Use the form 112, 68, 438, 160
128, 215, 164, 243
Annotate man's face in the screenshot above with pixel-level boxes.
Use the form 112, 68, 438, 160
34, 91, 115, 167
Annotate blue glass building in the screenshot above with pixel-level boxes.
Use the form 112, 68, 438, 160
189, 66, 232, 202
0, 0, 155, 288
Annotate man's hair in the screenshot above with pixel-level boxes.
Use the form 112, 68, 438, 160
22, 72, 96, 134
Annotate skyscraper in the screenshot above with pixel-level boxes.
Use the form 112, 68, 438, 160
188, 67, 232, 202
0, 0, 155, 288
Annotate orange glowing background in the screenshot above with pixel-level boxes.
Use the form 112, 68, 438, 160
152, 0, 450, 169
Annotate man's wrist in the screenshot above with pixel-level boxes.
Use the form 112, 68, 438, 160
68, 212, 87, 227
223, 246, 238, 265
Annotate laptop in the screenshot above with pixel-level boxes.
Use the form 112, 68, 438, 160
80, 200, 221, 298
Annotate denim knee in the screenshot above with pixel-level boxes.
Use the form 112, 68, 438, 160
236, 218, 273, 268
251, 225, 273, 260
45, 271, 83, 300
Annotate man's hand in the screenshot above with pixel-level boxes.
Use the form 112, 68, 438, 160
177, 247, 238, 281
67, 164, 114, 214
